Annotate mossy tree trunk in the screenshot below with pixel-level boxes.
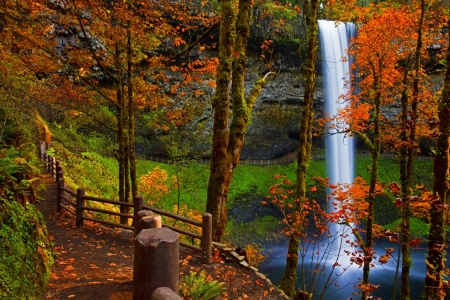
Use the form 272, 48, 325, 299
398, 2, 424, 299
206, 0, 269, 242
206, 0, 236, 242
278, 0, 318, 296
424, 15, 450, 300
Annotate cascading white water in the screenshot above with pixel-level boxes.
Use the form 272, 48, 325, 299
318, 20, 355, 188
317, 20, 359, 287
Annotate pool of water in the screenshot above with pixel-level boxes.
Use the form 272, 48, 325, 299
260, 237, 436, 299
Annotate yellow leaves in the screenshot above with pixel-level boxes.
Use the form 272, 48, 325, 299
138, 167, 172, 205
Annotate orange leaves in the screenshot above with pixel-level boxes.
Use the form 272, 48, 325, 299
138, 167, 172, 205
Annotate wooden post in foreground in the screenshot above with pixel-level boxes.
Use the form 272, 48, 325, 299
201, 213, 212, 264
133, 227, 179, 300
135, 210, 155, 233
151, 287, 182, 300
139, 215, 162, 231
76, 188, 85, 227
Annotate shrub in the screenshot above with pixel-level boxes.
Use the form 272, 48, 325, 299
179, 270, 226, 300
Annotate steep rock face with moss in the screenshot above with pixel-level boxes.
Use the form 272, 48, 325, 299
241, 58, 325, 159
147, 44, 325, 160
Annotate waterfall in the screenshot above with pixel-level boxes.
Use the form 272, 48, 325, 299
319, 20, 355, 188
317, 20, 357, 283
262, 21, 435, 299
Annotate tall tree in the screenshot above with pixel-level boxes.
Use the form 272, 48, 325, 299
206, 0, 272, 241
396, 1, 426, 299
424, 11, 450, 300
334, 6, 424, 298
278, 0, 319, 296
5, 0, 212, 221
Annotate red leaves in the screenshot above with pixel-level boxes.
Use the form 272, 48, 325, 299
409, 238, 421, 248
389, 182, 401, 194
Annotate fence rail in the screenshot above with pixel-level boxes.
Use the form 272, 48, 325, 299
39, 141, 212, 264
53, 142, 434, 168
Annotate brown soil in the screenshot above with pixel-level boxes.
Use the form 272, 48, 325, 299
39, 171, 288, 300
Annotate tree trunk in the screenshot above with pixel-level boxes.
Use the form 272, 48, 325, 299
279, 0, 318, 296
126, 0, 138, 217
362, 74, 382, 300
117, 74, 126, 221
399, 2, 424, 299
398, 64, 412, 300
206, 0, 236, 242
206, 0, 270, 242
424, 15, 450, 300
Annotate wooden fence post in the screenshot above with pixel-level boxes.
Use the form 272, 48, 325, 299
201, 213, 212, 264
56, 160, 62, 174
56, 165, 64, 181
136, 210, 154, 233
139, 215, 162, 231
76, 188, 85, 227
57, 178, 64, 213
133, 227, 179, 300
51, 157, 56, 180
134, 196, 144, 232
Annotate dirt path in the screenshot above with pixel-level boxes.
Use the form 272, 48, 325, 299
40, 170, 135, 299
39, 169, 288, 300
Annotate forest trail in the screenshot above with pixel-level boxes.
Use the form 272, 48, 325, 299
39, 169, 134, 299
38, 169, 287, 300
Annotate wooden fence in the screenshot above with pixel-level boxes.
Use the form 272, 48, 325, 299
48, 142, 434, 168
39, 141, 212, 264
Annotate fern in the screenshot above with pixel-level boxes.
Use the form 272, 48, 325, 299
179, 270, 226, 300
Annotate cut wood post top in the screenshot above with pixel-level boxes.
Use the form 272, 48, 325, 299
140, 215, 162, 229
137, 210, 154, 218
136, 227, 179, 246
151, 287, 182, 300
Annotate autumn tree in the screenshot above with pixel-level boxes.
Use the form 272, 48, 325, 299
206, 0, 275, 241
393, 1, 431, 299
276, 0, 319, 296
334, 6, 431, 298
424, 9, 450, 300
4, 0, 216, 222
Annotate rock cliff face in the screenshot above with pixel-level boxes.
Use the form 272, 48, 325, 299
158, 45, 326, 160
241, 68, 325, 159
